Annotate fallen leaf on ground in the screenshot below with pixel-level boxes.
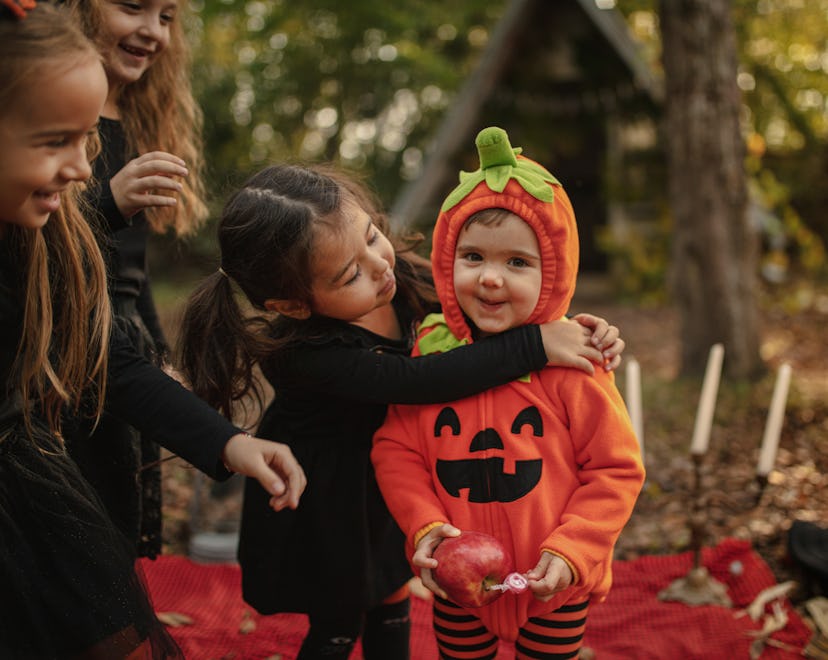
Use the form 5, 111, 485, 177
156, 611, 194, 627
747, 602, 789, 638
736, 581, 797, 621
806, 597, 828, 636
239, 609, 257, 634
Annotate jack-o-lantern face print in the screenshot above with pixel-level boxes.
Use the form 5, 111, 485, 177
434, 405, 543, 503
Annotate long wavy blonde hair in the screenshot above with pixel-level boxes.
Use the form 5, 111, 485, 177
63, 0, 208, 236
1, 4, 111, 435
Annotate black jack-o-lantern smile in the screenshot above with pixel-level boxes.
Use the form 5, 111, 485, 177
434, 405, 543, 503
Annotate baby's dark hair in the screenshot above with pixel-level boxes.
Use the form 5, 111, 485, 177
463, 207, 516, 230
178, 163, 436, 420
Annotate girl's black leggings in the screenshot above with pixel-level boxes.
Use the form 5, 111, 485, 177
297, 597, 411, 660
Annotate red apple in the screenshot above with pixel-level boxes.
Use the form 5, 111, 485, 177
432, 530, 514, 608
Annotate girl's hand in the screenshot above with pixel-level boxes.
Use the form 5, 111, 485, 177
161, 362, 188, 387
221, 433, 307, 511
109, 151, 189, 218
525, 552, 574, 602
413, 523, 461, 599
572, 313, 625, 372
538, 319, 603, 375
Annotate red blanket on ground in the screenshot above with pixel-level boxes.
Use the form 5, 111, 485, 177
141, 538, 809, 659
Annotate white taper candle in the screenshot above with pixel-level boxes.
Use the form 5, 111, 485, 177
626, 358, 644, 455
757, 363, 792, 477
689, 343, 725, 456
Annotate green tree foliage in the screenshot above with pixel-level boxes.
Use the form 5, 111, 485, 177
190, 0, 509, 210
171, 1, 826, 289
618, 0, 828, 276
735, 0, 828, 273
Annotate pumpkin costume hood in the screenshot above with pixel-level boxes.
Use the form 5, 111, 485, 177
431, 126, 579, 341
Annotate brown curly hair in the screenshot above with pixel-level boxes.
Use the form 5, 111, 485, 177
62, 0, 208, 236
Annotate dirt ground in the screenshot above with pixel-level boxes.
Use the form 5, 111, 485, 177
161, 276, 828, 609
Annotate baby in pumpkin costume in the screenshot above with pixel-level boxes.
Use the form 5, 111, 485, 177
371, 127, 645, 657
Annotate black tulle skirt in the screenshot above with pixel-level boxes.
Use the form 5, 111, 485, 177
66, 309, 164, 559
0, 415, 181, 659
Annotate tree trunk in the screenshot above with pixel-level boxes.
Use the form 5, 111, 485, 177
659, 0, 763, 379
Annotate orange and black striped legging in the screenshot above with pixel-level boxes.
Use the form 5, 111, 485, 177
432, 596, 589, 659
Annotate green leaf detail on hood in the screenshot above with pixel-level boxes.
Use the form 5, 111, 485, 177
440, 127, 561, 212
416, 313, 469, 355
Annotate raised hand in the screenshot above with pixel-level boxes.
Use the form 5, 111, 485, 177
109, 151, 189, 218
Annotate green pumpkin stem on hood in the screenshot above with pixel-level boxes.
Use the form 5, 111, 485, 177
440, 127, 560, 212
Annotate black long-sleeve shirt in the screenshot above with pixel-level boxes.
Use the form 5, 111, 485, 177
84, 117, 167, 354
0, 242, 236, 480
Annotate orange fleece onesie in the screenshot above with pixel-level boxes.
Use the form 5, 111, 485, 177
371, 127, 645, 642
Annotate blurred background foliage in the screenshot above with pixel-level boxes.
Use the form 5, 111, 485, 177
189, 0, 502, 189
612, 0, 827, 299
153, 0, 828, 298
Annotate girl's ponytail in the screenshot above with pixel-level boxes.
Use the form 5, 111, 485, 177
177, 272, 265, 422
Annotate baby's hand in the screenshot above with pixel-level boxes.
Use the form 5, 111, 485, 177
572, 313, 625, 372
525, 552, 573, 602
109, 151, 189, 218
413, 523, 461, 600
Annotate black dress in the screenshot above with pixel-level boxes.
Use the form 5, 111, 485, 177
66, 117, 167, 558
238, 282, 547, 619
0, 239, 237, 658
